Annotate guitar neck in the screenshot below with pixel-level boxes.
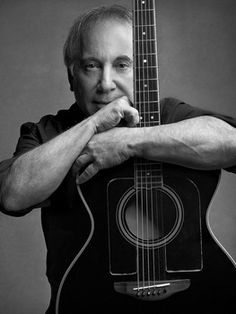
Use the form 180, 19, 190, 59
133, 0, 160, 128
133, 0, 162, 187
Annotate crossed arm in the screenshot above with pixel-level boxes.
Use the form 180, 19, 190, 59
75, 115, 236, 183
1, 97, 236, 214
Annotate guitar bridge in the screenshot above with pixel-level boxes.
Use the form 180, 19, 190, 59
114, 279, 190, 301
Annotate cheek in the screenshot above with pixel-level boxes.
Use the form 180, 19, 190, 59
74, 73, 96, 97
125, 75, 134, 101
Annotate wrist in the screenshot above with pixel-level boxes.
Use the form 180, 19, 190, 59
126, 127, 145, 158
85, 115, 98, 134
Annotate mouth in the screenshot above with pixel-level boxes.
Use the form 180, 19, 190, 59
93, 100, 111, 105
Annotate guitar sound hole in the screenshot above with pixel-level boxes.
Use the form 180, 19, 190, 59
117, 187, 183, 248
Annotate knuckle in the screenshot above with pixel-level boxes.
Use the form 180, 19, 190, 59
120, 96, 129, 107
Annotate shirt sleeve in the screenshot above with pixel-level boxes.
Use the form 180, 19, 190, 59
161, 97, 236, 173
0, 121, 50, 215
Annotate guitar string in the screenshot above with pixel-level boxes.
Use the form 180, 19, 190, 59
144, 0, 151, 291
134, 0, 141, 291
142, 0, 155, 289
148, 0, 156, 289
150, 3, 156, 284
154, 0, 160, 287
140, 0, 157, 291
140, 0, 146, 291
138, 0, 147, 291
150, 0, 158, 287
153, 0, 166, 283
141, 0, 148, 290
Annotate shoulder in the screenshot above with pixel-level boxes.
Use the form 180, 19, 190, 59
160, 97, 196, 124
19, 103, 83, 143
161, 97, 236, 128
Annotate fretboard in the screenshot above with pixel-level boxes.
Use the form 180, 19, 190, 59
133, 0, 162, 188
133, 0, 160, 128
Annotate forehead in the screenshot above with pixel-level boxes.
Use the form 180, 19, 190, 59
81, 19, 133, 59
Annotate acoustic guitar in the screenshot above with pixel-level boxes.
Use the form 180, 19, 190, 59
56, 1, 236, 313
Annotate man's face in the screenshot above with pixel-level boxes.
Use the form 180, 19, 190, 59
72, 19, 133, 116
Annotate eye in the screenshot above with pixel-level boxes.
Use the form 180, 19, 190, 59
84, 61, 100, 72
114, 60, 132, 72
118, 63, 128, 69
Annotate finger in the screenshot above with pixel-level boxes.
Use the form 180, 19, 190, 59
118, 97, 139, 127
72, 153, 92, 176
76, 163, 99, 184
124, 107, 140, 127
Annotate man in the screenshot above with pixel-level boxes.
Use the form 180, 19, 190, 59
0, 4, 235, 314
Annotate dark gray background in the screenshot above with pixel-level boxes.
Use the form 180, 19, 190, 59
0, 0, 235, 313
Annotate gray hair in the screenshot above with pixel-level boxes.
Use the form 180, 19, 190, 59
63, 5, 132, 70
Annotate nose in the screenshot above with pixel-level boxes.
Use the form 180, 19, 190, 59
97, 65, 116, 93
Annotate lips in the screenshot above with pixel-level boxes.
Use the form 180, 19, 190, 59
93, 100, 111, 105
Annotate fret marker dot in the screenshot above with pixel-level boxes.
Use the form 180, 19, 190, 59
143, 59, 147, 63
142, 1, 145, 4
144, 84, 147, 88
143, 31, 146, 35
151, 116, 154, 119
140, 116, 143, 120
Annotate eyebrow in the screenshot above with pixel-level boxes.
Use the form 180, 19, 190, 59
79, 55, 133, 64
79, 57, 99, 64
115, 55, 133, 63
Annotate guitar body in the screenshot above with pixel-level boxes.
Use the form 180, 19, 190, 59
57, 161, 236, 314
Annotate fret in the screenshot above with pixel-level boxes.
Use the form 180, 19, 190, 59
136, 170, 162, 176
137, 120, 160, 128
134, 160, 162, 166
135, 89, 159, 93
135, 41, 157, 57
135, 79, 158, 92
139, 112, 159, 123
135, 38, 156, 42
134, 152, 163, 187
134, 39, 156, 43
135, 52, 156, 56
135, 77, 158, 80
135, 181, 163, 189
134, 24, 156, 27
134, 9, 154, 12
136, 176, 162, 181
135, 67, 158, 80
135, 91, 158, 103
134, 55, 157, 68
135, 179, 163, 184
139, 110, 159, 116
134, 11, 155, 25
135, 101, 159, 109
135, 65, 157, 69
134, 29, 156, 41
134, 24, 155, 27
134, 35, 156, 42
135, 178, 163, 184
138, 108, 159, 115
135, 176, 163, 189
134, 0, 155, 11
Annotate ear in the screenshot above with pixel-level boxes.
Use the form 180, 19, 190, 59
67, 68, 74, 91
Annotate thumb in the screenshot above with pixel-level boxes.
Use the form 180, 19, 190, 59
76, 163, 99, 184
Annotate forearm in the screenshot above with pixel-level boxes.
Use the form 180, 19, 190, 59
1, 117, 96, 212
131, 116, 236, 169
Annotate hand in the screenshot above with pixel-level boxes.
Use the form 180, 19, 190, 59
74, 128, 134, 184
91, 96, 139, 133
